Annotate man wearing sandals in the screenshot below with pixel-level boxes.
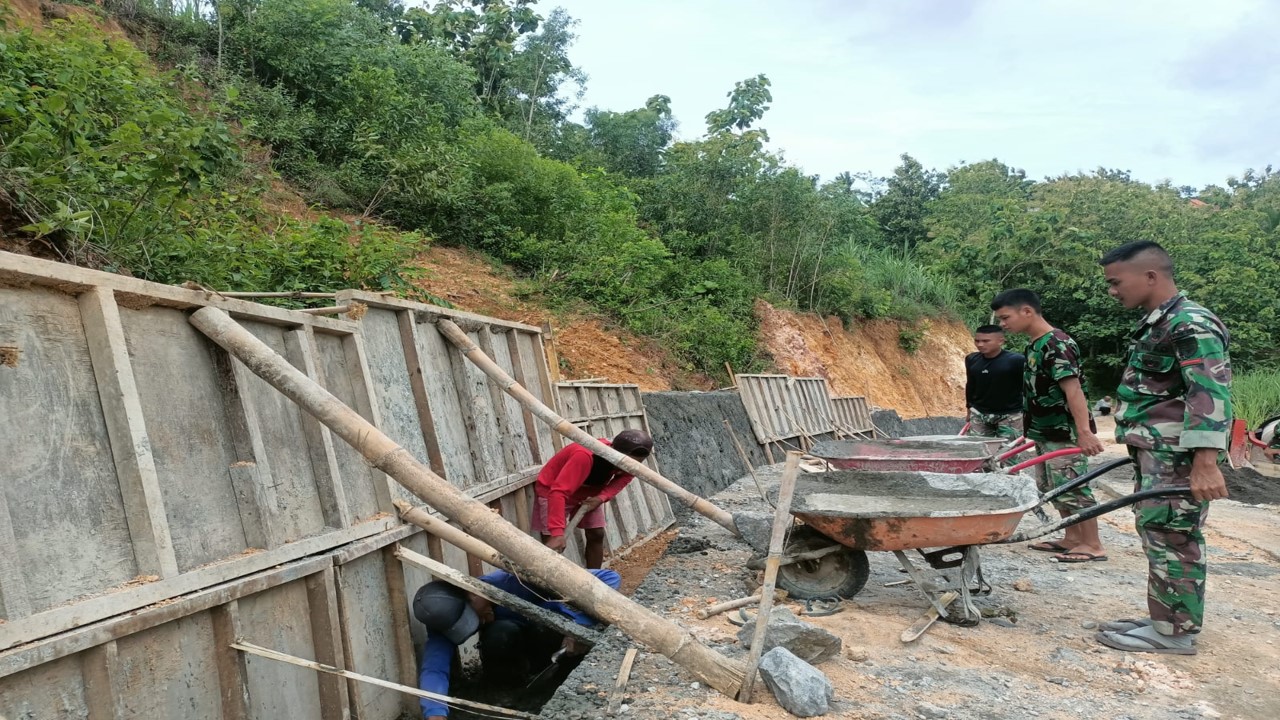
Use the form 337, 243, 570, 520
991, 289, 1107, 563
1095, 241, 1232, 656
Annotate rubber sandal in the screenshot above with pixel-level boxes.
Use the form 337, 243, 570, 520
801, 597, 843, 617
1029, 541, 1070, 553
1051, 552, 1108, 563
1095, 629, 1196, 655
1099, 618, 1198, 643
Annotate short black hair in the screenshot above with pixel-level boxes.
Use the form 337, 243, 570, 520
990, 288, 1041, 313
1099, 241, 1174, 274
974, 325, 1004, 335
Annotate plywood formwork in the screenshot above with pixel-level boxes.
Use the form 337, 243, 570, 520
0, 254, 675, 719
555, 383, 676, 555
734, 374, 838, 447
831, 395, 877, 436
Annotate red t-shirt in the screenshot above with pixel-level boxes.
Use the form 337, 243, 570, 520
534, 439, 634, 536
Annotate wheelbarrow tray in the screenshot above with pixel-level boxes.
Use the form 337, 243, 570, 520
898, 435, 1008, 454
810, 438, 998, 473
790, 470, 1039, 552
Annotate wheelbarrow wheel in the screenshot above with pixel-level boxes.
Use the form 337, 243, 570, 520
775, 526, 869, 600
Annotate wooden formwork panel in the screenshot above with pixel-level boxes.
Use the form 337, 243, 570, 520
735, 374, 837, 444
0, 253, 400, 653
554, 383, 676, 556
832, 396, 876, 435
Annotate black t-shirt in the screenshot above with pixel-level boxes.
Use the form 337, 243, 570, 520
965, 349, 1025, 414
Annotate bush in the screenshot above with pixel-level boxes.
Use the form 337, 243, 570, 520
1233, 369, 1280, 428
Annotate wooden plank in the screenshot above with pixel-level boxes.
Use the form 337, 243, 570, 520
0, 485, 31, 620
397, 310, 448, 478
506, 330, 545, 465
382, 545, 421, 717
477, 329, 522, 475
0, 516, 397, 653
344, 332, 399, 512
0, 251, 356, 333
517, 332, 556, 460
288, 328, 353, 530
0, 554, 331, 680
538, 324, 565, 452
337, 290, 541, 333
78, 286, 180, 579
331, 564, 368, 718
81, 640, 122, 720
513, 481, 532, 535
413, 319, 475, 489
306, 567, 352, 720
445, 337, 494, 489
217, 347, 281, 549
211, 600, 252, 720
312, 333, 382, 521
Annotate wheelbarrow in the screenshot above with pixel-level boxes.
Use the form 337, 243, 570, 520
748, 457, 1191, 640
809, 437, 1045, 473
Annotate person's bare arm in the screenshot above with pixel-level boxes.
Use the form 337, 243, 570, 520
1059, 377, 1104, 455
1190, 448, 1228, 501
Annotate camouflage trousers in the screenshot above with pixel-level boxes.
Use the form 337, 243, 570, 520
1034, 440, 1095, 515
1132, 448, 1209, 636
967, 409, 1024, 440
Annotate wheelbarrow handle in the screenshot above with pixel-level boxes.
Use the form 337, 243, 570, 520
1035, 455, 1133, 507
958, 422, 971, 437
999, 485, 1192, 544
1001, 445, 1076, 473
995, 441, 1039, 464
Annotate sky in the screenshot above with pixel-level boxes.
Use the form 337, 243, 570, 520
542, 0, 1280, 189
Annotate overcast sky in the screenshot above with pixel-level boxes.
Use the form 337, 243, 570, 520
544, 0, 1279, 189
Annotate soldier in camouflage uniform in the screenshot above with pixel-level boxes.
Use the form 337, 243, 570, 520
991, 289, 1107, 562
1094, 241, 1232, 656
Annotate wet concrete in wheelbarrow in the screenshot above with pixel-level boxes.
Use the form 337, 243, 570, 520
540, 462, 1280, 720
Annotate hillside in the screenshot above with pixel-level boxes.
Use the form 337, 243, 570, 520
415, 247, 968, 414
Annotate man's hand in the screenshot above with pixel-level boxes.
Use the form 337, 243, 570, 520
580, 496, 603, 513
1190, 450, 1229, 502
468, 594, 494, 625
560, 635, 587, 657
544, 533, 567, 553
1076, 431, 1105, 457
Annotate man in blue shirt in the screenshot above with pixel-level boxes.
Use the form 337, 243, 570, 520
413, 568, 621, 719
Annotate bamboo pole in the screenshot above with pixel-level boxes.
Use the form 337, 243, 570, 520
395, 500, 508, 569
394, 545, 599, 647
299, 305, 351, 316
739, 451, 801, 702
218, 292, 340, 299
233, 641, 536, 720
431, 317, 739, 536
189, 308, 745, 697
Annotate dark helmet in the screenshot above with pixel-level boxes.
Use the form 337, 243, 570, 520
412, 581, 480, 644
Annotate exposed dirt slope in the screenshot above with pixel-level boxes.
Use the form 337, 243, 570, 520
756, 299, 970, 418
411, 246, 712, 391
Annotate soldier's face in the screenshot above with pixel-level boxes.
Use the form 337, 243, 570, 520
992, 306, 1032, 334
1103, 261, 1151, 310
974, 332, 1004, 356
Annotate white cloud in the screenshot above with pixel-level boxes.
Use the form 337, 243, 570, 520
547, 0, 1277, 186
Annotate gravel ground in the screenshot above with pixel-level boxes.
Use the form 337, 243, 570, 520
539, 461, 1280, 720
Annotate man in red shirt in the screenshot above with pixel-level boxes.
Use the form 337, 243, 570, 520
532, 429, 655, 568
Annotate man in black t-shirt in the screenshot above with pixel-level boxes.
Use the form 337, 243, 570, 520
965, 325, 1025, 439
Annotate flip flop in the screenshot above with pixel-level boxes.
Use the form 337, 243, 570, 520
1029, 541, 1070, 553
1095, 630, 1196, 655
1099, 618, 1198, 643
1051, 552, 1108, 563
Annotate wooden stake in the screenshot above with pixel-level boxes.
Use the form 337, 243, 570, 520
738, 451, 802, 702
564, 504, 591, 536
432, 317, 740, 537
232, 641, 536, 720
394, 544, 599, 647
607, 648, 639, 716
299, 305, 351, 315
697, 594, 761, 620
723, 418, 769, 505
189, 308, 745, 698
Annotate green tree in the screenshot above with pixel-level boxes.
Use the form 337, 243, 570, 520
580, 95, 675, 178
870, 153, 945, 253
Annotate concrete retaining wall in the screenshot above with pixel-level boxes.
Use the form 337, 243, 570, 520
871, 409, 965, 438
641, 391, 769, 503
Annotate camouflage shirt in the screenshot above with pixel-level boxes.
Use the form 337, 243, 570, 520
1115, 293, 1232, 452
1023, 328, 1088, 443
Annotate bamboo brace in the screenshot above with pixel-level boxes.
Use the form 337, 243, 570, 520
431, 317, 740, 537
188, 307, 746, 697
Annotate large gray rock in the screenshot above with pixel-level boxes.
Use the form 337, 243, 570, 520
757, 647, 834, 717
731, 511, 774, 555
737, 607, 842, 665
